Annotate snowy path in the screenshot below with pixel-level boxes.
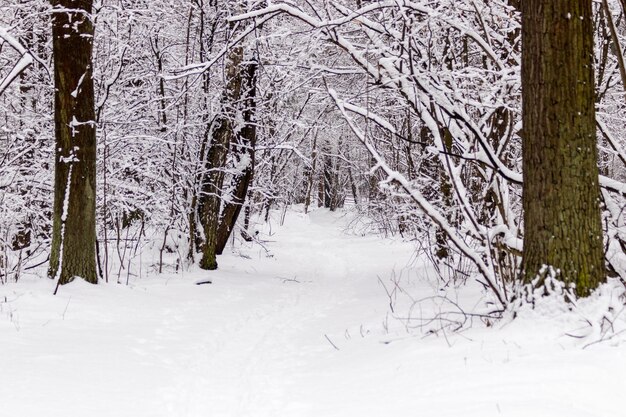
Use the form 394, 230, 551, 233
1, 209, 625, 417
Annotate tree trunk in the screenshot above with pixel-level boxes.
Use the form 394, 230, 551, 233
304, 133, 318, 214
216, 58, 258, 255
323, 149, 333, 209
198, 45, 244, 270
521, 0, 605, 296
48, 0, 98, 285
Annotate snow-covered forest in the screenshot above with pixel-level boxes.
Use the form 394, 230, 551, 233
1, 0, 625, 415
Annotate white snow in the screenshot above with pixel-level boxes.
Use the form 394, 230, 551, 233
1, 208, 624, 417
0, 26, 33, 95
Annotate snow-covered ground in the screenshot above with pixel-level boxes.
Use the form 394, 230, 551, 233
1, 208, 624, 417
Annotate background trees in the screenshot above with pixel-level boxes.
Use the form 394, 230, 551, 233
0, 0, 52, 284
0, 0, 623, 303
232, 0, 625, 304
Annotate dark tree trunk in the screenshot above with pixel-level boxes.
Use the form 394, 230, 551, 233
435, 127, 456, 260
521, 0, 605, 296
48, 0, 98, 285
198, 122, 230, 270
323, 150, 333, 209
198, 45, 244, 270
216, 59, 258, 255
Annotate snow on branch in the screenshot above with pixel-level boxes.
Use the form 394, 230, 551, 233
231, 1, 519, 185
255, 143, 312, 167
167, 13, 277, 81
0, 26, 33, 96
329, 1, 505, 71
328, 87, 507, 309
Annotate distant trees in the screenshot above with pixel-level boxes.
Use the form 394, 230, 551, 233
0, 1, 52, 284
0, 27, 32, 95
0, 0, 624, 302
231, 0, 626, 306
48, 0, 98, 285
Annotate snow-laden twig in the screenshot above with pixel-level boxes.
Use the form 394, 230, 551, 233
328, 88, 507, 309
597, 118, 626, 168
0, 26, 33, 96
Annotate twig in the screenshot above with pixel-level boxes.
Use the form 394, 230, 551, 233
324, 334, 340, 350
62, 296, 71, 320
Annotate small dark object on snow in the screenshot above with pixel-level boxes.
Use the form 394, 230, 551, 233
195, 280, 213, 285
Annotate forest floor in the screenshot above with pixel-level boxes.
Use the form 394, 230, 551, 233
1, 207, 625, 417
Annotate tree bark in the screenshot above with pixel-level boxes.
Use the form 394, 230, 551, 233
48, 0, 98, 285
216, 59, 258, 255
521, 0, 605, 296
198, 45, 244, 270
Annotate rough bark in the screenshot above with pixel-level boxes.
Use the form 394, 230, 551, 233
216, 59, 257, 255
198, 45, 244, 270
48, 0, 98, 286
521, 0, 605, 296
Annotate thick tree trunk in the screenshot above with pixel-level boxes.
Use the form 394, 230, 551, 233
521, 0, 605, 296
198, 45, 244, 270
48, 0, 98, 285
198, 121, 230, 270
216, 59, 258, 255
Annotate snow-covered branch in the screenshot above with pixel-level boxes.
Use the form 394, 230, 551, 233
0, 26, 33, 95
